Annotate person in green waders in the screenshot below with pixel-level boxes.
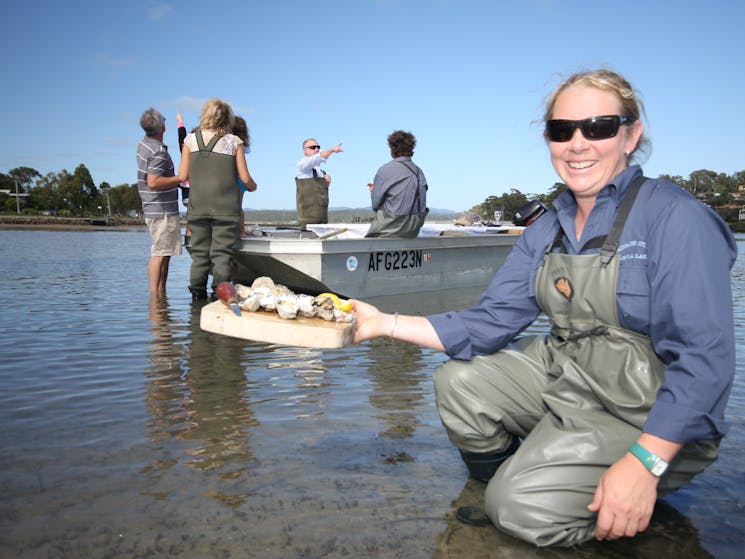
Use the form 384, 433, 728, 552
365, 130, 429, 238
349, 69, 736, 547
178, 99, 257, 300
295, 138, 343, 229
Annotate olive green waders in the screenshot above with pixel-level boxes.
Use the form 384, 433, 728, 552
433, 178, 718, 546
364, 208, 427, 238
295, 176, 329, 230
187, 132, 241, 295
366, 160, 428, 238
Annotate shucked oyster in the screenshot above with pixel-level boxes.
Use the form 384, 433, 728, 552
276, 295, 300, 319
297, 294, 317, 318
233, 276, 355, 322
314, 295, 336, 321
259, 293, 278, 311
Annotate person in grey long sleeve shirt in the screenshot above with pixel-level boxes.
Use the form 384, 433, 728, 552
365, 130, 428, 238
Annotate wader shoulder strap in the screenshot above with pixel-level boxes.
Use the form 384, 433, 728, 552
398, 160, 426, 214
598, 175, 647, 265
195, 130, 222, 158
544, 175, 648, 261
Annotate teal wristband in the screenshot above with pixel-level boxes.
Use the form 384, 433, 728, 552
629, 442, 668, 477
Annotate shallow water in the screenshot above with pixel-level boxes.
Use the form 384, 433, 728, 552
0, 228, 742, 558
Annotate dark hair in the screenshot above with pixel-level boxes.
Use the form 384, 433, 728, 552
388, 130, 416, 158
232, 116, 251, 149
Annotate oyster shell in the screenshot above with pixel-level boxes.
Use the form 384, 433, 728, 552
233, 276, 355, 322
238, 293, 262, 312
276, 295, 300, 319
235, 283, 252, 299
251, 276, 275, 290
297, 294, 316, 318
259, 294, 277, 311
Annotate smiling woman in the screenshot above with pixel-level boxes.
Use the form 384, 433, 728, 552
544, 73, 645, 233
349, 68, 738, 548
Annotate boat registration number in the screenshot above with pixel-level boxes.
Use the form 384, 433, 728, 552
368, 249, 423, 271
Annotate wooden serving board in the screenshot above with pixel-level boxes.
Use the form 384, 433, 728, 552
200, 301, 355, 348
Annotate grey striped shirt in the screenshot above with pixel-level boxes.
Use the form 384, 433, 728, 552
137, 136, 179, 218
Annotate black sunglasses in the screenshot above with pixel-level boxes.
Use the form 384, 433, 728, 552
545, 115, 635, 142
305, 145, 321, 150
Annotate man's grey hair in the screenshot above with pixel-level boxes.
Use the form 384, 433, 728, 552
140, 108, 165, 136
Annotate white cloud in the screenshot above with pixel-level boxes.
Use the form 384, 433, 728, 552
145, 0, 173, 21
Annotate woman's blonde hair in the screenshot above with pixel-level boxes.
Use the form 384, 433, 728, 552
198, 98, 235, 136
543, 69, 650, 162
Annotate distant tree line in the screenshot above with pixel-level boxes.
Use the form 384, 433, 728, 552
473, 169, 745, 227
3, 165, 745, 228
0, 165, 139, 217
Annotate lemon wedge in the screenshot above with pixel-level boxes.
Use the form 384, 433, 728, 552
318, 292, 353, 312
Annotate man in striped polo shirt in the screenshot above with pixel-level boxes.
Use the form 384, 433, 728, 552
137, 108, 183, 299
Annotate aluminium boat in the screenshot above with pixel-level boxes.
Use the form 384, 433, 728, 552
221, 222, 522, 300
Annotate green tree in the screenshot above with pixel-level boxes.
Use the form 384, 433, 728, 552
74, 164, 98, 214
54, 170, 79, 214
0, 172, 14, 192
540, 182, 567, 206
475, 189, 529, 222
0, 167, 40, 213
122, 183, 141, 214
105, 183, 140, 215
29, 171, 64, 213
658, 174, 687, 191
8, 167, 41, 193
688, 169, 718, 195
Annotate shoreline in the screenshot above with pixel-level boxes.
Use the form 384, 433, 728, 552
0, 215, 148, 230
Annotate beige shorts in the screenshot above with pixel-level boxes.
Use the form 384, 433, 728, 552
146, 215, 182, 256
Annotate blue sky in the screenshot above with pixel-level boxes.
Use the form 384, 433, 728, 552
2, 0, 744, 212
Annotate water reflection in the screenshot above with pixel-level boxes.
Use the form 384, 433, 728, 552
257, 344, 332, 421
180, 305, 257, 478
145, 300, 258, 507
365, 337, 428, 440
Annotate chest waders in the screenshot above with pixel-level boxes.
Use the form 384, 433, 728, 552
295, 169, 329, 230
432, 176, 719, 546
187, 131, 241, 297
365, 161, 428, 239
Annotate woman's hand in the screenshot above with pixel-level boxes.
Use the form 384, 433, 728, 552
350, 299, 388, 343
588, 453, 659, 540
350, 301, 446, 350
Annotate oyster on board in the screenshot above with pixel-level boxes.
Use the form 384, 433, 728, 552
232, 277, 355, 322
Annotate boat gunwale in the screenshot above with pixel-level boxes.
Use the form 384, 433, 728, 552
234, 232, 522, 255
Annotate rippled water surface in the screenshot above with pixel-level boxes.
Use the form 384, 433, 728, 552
0, 228, 742, 558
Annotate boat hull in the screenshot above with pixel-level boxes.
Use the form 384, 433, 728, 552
229, 233, 519, 299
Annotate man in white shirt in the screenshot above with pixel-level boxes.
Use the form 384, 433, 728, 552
295, 138, 343, 229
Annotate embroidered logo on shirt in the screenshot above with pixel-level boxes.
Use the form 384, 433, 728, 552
555, 277, 573, 300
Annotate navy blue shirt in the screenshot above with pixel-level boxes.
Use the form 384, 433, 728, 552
428, 166, 736, 443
